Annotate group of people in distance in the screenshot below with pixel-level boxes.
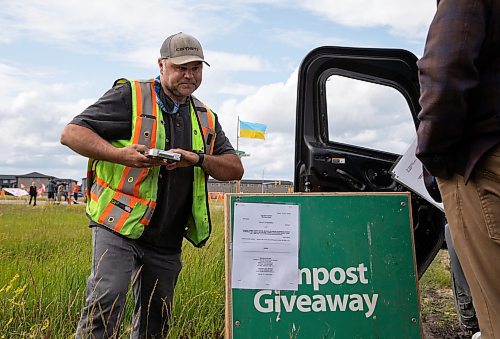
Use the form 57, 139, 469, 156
27, 180, 81, 206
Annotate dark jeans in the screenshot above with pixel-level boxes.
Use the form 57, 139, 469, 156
29, 195, 36, 206
76, 227, 182, 339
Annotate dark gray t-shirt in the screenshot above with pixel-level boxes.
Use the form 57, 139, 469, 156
70, 81, 235, 253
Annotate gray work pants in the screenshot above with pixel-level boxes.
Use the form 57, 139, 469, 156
76, 227, 182, 339
445, 224, 478, 333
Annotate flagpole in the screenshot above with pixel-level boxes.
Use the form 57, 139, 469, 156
236, 116, 241, 194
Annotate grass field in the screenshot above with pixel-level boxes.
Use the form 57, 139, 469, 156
0, 202, 459, 338
0, 203, 226, 338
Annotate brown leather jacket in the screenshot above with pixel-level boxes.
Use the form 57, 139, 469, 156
416, 0, 500, 182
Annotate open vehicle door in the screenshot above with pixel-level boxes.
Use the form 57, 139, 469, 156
294, 46, 445, 277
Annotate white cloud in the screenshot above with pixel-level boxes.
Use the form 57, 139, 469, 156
219, 84, 259, 96
207, 51, 272, 72
0, 1, 236, 74
218, 69, 298, 180
0, 0, 263, 56
270, 28, 347, 49
0, 63, 95, 179
1, 1, 435, 58
0, 63, 28, 106
298, 0, 435, 39
1, 1, 196, 48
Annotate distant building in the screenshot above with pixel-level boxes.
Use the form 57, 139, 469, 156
16, 172, 55, 191
0, 175, 17, 189
208, 179, 293, 194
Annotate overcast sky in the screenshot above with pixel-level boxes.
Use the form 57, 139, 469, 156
0, 0, 436, 182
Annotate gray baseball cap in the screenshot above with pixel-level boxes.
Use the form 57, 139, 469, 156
160, 32, 209, 66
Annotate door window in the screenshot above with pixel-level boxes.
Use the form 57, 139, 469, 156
326, 75, 416, 155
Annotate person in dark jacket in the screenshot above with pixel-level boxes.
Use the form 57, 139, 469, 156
46, 180, 56, 204
28, 181, 37, 206
416, 0, 500, 337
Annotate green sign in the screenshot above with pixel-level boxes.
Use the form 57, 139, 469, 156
235, 150, 250, 157
226, 193, 421, 338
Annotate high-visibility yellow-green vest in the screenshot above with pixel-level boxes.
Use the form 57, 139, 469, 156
85, 78, 217, 247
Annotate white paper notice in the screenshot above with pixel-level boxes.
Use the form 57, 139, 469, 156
231, 202, 300, 291
391, 138, 444, 211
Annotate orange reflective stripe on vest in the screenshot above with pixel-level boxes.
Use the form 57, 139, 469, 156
90, 176, 109, 202
118, 81, 158, 196
192, 97, 216, 154
140, 200, 157, 226
132, 81, 158, 147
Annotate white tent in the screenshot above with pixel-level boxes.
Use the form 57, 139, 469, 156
2, 188, 29, 197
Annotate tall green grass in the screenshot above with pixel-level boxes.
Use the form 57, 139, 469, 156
0, 204, 89, 338
0, 203, 226, 338
418, 250, 457, 325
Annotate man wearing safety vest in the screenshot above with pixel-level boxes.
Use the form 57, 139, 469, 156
61, 32, 244, 338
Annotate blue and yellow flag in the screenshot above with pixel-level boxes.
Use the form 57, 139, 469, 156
239, 120, 267, 140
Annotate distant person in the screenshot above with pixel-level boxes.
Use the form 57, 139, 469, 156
416, 0, 500, 338
73, 183, 79, 203
46, 180, 56, 204
28, 181, 37, 206
56, 183, 65, 204
60, 32, 243, 338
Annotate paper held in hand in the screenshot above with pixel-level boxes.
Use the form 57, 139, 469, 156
390, 138, 444, 211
